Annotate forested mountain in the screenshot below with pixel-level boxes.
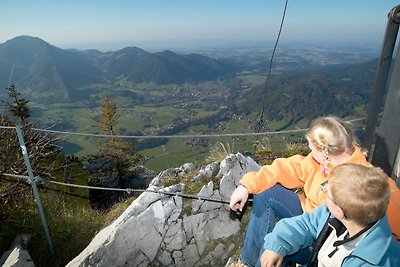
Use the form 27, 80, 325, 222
238, 58, 377, 127
0, 36, 237, 101
0, 36, 101, 100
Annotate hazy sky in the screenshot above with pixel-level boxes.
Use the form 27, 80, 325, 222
1, 0, 399, 51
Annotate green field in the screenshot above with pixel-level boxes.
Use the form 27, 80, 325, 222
26, 73, 368, 173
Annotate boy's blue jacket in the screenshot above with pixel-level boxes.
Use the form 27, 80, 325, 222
263, 205, 400, 266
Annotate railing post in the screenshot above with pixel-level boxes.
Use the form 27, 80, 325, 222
15, 124, 54, 255
362, 5, 400, 155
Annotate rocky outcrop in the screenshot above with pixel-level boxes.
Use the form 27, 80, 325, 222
125, 165, 157, 188
86, 156, 156, 210
0, 246, 35, 267
67, 153, 259, 267
0, 234, 34, 267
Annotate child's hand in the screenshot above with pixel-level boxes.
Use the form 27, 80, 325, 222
260, 249, 283, 267
229, 184, 249, 212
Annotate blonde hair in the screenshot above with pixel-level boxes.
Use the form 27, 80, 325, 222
329, 164, 390, 226
306, 116, 357, 173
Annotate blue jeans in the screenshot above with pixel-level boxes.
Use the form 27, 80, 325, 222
240, 184, 309, 267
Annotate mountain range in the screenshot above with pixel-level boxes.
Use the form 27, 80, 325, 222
0, 36, 236, 101
0, 35, 377, 131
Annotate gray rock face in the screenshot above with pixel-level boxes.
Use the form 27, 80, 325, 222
125, 165, 157, 188
0, 246, 35, 267
0, 234, 34, 267
219, 153, 260, 200
149, 163, 198, 187
67, 153, 260, 267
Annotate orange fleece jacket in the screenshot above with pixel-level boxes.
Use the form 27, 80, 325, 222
240, 146, 400, 240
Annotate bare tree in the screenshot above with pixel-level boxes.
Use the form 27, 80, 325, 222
0, 115, 63, 202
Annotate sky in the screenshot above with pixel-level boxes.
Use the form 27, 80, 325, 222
0, 0, 399, 51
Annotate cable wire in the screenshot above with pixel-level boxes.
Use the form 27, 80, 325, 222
254, 0, 289, 152
30, 127, 309, 138
0, 116, 367, 139
0, 125, 17, 129
0, 172, 232, 204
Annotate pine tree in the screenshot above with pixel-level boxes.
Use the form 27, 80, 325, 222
97, 95, 139, 166
99, 95, 119, 136
88, 96, 142, 209
7, 84, 30, 122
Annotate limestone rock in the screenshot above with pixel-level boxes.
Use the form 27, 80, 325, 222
0, 246, 35, 267
124, 165, 156, 188
67, 153, 259, 267
219, 153, 260, 200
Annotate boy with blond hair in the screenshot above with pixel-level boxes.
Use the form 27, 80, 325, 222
261, 164, 400, 267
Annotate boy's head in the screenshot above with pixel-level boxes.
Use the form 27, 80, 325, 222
327, 163, 390, 226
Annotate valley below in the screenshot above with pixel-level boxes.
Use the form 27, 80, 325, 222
0, 37, 378, 171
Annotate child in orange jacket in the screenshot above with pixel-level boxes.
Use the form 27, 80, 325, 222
230, 116, 400, 267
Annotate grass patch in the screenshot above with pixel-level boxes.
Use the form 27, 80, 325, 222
0, 187, 99, 267
224, 120, 251, 132
266, 119, 288, 130
142, 138, 209, 172
0, 182, 134, 267
207, 142, 236, 163
236, 74, 266, 85
255, 141, 310, 165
